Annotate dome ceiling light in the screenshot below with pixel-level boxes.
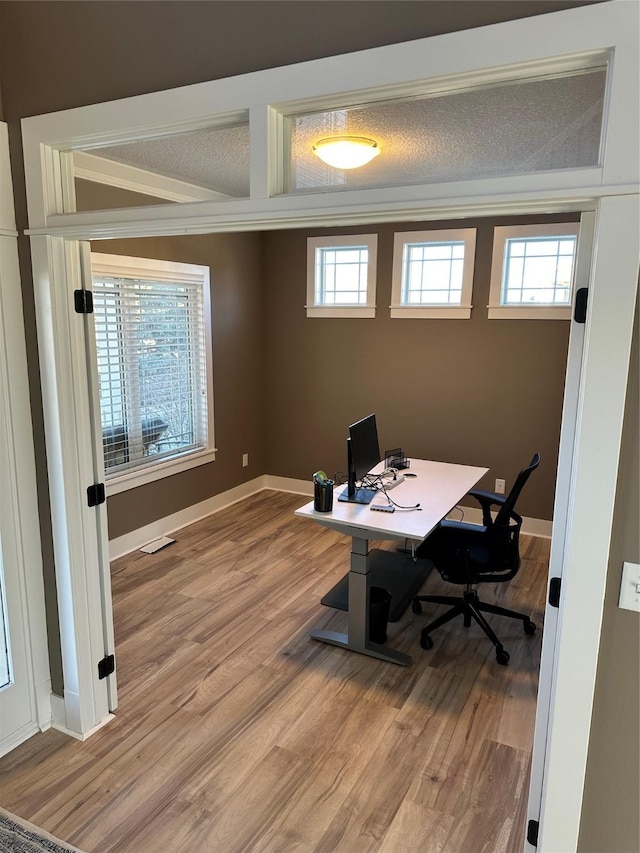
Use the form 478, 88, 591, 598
312, 136, 380, 169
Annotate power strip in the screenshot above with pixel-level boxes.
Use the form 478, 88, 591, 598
380, 473, 405, 491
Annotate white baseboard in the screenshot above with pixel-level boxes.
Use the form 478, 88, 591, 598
0, 720, 40, 758
109, 474, 551, 560
50, 693, 115, 741
109, 476, 268, 559
264, 475, 312, 496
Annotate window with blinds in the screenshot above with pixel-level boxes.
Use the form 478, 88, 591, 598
91, 254, 213, 481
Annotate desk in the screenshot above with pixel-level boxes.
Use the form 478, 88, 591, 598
295, 458, 487, 665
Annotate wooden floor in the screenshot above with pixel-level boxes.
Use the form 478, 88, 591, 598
0, 491, 549, 853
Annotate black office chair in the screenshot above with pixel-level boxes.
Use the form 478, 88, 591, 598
412, 453, 541, 665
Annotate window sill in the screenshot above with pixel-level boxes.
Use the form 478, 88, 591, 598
488, 305, 572, 320
390, 305, 472, 319
306, 306, 376, 318
105, 447, 217, 496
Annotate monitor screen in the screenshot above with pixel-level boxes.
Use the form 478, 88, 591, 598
349, 413, 380, 482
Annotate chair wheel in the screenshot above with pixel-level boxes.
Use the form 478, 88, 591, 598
496, 649, 510, 666
412, 599, 422, 615
420, 634, 434, 650
524, 620, 536, 635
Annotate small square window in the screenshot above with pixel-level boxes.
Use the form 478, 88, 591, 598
391, 229, 477, 318
307, 235, 377, 318
489, 224, 579, 319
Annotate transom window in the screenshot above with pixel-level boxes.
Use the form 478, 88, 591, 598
489, 223, 579, 319
306, 234, 377, 318
91, 253, 215, 494
391, 229, 477, 318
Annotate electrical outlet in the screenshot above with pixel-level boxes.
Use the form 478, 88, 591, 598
242, 453, 249, 468
495, 478, 506, 494
619, 562, 640, 612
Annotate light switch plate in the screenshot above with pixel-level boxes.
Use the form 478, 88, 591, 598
618, 561, 640, 612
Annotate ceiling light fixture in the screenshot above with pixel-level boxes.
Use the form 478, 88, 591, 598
312, 136, 380, 169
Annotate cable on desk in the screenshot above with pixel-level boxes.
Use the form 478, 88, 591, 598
375, 483, 421, 511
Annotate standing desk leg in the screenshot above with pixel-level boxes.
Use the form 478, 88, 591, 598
310, 536, 412, 666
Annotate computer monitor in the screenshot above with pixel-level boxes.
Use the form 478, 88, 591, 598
338, 413, 381, 504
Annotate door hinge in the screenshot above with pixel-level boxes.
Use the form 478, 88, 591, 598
549, 577, 562, 608
87, 482, 106, 507
526, 819, 539, 847
74, 289, 94, 314
98, 654, 115, 680
574, 287, 588, 323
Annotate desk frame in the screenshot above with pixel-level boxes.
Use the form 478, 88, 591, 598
296, 459, 488, 666
310, 536, 413, 665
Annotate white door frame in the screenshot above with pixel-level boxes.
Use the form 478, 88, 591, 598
0, 122, 50, 752
18, 3, 640, 848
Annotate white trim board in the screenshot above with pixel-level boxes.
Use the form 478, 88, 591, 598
109, 476, 267, 560
108, 474, 552, 560
50, 693, 115, 742
73, 151, 231, 203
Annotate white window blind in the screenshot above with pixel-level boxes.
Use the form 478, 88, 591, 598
92, 260, 211, 477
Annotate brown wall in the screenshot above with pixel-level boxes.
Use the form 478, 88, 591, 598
263, 216, 573, 520
0, 1, 599, 119
91, 232, 266, 539
578, 296, 640, 853
76, 178, 172, 211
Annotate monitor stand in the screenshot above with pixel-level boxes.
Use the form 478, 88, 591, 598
320, 549, 432, 622
338, 485, 377, 504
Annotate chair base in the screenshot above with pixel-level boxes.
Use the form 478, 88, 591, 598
412, 589, 536, 665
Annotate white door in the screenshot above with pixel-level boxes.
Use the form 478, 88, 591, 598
0, 519, 38, 753
0, 122, 49, 753
79, 242, 118, 713
524, 211, 593, 845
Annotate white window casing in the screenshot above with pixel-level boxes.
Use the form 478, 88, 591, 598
91, 253, 215, 495
488, 223, 579, 319
306, 234, 377, 318
391, 228, 476, 318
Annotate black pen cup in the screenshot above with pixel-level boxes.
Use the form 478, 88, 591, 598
314, 479, 334, 512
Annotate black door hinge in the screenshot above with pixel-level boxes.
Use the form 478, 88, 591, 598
87, 483, 106, 507
549, 577, 561, 608
98, 654, 115, 680
74, 289, 94, 314
526, 819, 539, 847
574, 287, 588, 323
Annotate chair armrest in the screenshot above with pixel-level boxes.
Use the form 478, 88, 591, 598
439, 519, 488, 537
468, 489, 506, 526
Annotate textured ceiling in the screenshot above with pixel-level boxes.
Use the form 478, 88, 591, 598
91, 124, 251, 198
78, 69, 605, 200
289, 69, 607, 190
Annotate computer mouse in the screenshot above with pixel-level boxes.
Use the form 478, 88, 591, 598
404, 472, 417, 478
